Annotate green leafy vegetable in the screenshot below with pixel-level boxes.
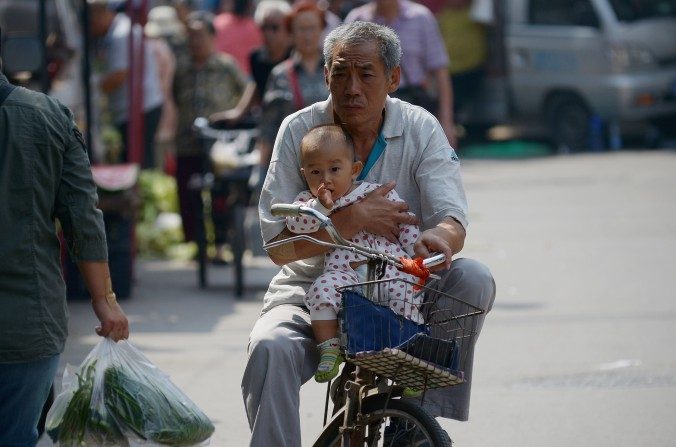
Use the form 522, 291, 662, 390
47, 361, 213, 446
48, 361, 128, 447
104, 367, 214, 446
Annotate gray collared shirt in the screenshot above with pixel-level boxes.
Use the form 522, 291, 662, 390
258, 96, 467, 312
0, 75, 107, 363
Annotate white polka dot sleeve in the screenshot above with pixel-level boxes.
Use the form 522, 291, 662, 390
285, 190, 333, 234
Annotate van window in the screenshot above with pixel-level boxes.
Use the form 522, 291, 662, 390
609, 0, 676, 22
529, 0, 600, 28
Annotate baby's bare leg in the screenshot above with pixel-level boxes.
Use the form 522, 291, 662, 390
311, 319, 339, 343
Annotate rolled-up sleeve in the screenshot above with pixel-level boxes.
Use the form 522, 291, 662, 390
54, 119, 108, 262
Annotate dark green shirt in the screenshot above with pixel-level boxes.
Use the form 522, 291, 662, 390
0, 74, 108, 363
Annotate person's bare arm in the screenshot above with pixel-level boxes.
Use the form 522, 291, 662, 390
433, 67, 457, 147
209, 81, 258, 124
267, 182, 419, 265
413, 217, 466, 271
100, 70, 127, 95
77, 261, 129, 341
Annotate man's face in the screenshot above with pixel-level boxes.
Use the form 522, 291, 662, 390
326, 41, 400, 128
187, 23, 213, 62
260, 13, 289, 51
290, 11, 323, 57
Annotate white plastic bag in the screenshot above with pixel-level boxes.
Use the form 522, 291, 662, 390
46, 338, 214, 446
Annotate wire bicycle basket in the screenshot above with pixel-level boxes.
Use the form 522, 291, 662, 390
338, 278, 484, 391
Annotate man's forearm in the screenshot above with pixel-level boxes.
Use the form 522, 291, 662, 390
434, 68, 454, 125
436, 217, 466, 255
77, 261, 114, 301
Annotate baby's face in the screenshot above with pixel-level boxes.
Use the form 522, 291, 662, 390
301, 142, 361, 202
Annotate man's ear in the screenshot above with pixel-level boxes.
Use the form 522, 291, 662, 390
324, 65, 330, 87
387, 66, 401, 94
352, 161, 363, 179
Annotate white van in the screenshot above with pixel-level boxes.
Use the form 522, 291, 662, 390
467, 0, 676, 150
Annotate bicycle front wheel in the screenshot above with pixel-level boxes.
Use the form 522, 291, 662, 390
316, 394, 451, 447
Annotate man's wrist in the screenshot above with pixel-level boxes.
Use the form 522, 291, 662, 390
105, 291, 117, 306
333, 201, 364, 239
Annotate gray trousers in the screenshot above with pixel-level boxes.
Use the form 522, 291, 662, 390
242, 258, 496, 447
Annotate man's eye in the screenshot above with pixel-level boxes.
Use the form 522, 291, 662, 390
332, 167, 340, 172
311, 170, 320, 175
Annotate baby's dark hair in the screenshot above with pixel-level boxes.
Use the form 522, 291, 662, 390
300, 124, 355, 164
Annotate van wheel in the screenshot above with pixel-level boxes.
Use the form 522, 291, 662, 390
545, 94, 591, 152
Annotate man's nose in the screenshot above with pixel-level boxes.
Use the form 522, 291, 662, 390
345, 73, 361, 95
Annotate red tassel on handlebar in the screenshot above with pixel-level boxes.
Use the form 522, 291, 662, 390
399, 257, 430, 290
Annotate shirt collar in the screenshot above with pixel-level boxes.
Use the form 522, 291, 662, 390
0, 72, 9, 87
381, 96, 404, 138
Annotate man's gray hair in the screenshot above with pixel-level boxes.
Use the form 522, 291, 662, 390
254, 0, 291, 25
323, 22, 402, 73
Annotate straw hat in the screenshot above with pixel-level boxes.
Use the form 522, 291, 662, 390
145, 6, 183, 38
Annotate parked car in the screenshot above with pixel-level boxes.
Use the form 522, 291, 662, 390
465, 0, 676, 150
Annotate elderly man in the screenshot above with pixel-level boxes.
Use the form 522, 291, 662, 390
243, 21, 495, 446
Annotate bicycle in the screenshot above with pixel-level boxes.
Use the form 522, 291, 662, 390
264, 203, 485, 446
190, 117, 260, 298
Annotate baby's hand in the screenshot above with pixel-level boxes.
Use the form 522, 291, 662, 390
317, 183, 334, 209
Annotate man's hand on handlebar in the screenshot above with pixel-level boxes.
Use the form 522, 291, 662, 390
413, 218, 466, 271
414, 232, 454, 271
354, 182, 419, 243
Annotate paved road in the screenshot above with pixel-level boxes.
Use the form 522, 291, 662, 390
39, 150, 676, 446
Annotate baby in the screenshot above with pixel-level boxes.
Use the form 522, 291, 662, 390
286, 124, 423, 383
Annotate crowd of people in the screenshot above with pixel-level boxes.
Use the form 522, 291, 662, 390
86, 0, 493, 245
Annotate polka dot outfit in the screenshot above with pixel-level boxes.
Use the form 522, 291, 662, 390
286, 182, 424, 324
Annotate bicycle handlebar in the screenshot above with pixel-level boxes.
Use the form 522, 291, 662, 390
267, 204, 446, 270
